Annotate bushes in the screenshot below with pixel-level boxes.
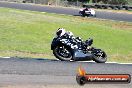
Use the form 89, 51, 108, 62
91, 0, 129, 5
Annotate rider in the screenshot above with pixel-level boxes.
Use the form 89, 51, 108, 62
56, 28, 74, 38
84, 7, 91, 12
56, 28, 83, 43
56, 28, 93, 47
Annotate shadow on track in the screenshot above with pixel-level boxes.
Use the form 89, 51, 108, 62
0, 56, 97, 64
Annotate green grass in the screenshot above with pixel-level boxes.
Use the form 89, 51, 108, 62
0, 7, 132, 63
128, 10, 132, 12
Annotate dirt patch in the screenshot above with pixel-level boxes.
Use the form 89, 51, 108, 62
0, 51, 54, 59
112, 23, 132, 30
109, 54, 132, 63
75, 17, 132, 30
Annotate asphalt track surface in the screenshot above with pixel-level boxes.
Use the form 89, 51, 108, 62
0, 1, 132, 22
0, 57, 132, 87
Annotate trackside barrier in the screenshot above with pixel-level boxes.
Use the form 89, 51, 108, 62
84, 4, 132, 10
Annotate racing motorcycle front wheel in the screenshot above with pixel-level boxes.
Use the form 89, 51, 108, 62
53, 46, 73, 61
92, 49, 107, 63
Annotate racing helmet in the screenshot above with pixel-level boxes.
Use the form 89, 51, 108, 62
56, 28, 66, 37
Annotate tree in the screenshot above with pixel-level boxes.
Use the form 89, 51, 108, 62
67, 0, 90, 3
92, 0, 128, 5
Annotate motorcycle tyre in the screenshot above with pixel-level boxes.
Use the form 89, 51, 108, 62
53, 46, 73, 61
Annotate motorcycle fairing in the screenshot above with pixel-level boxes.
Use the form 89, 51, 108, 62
51, 37, 78, 50
73, 50, 93, 61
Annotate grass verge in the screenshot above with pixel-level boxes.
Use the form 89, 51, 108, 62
0, 7, 132, 63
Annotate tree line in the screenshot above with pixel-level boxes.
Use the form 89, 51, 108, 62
24, 0, 131, 5
66, 0, 131, 5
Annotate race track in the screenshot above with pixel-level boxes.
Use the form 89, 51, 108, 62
0, 1, 132, 22
0, 57, 131, 87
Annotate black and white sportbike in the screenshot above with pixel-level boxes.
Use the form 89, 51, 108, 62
51, 28, 107, 63
79, 8, 96, 17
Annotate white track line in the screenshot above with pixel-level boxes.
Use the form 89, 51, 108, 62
0, 56, 11, 58
78, 61, 132, 64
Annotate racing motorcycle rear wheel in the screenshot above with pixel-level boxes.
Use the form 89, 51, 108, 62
79, 11, 86, 17
92, 49, 107, 63
53, 45, 73, 61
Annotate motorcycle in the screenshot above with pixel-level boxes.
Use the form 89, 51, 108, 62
51, 33, 107, 63
79, 8, 96, 17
